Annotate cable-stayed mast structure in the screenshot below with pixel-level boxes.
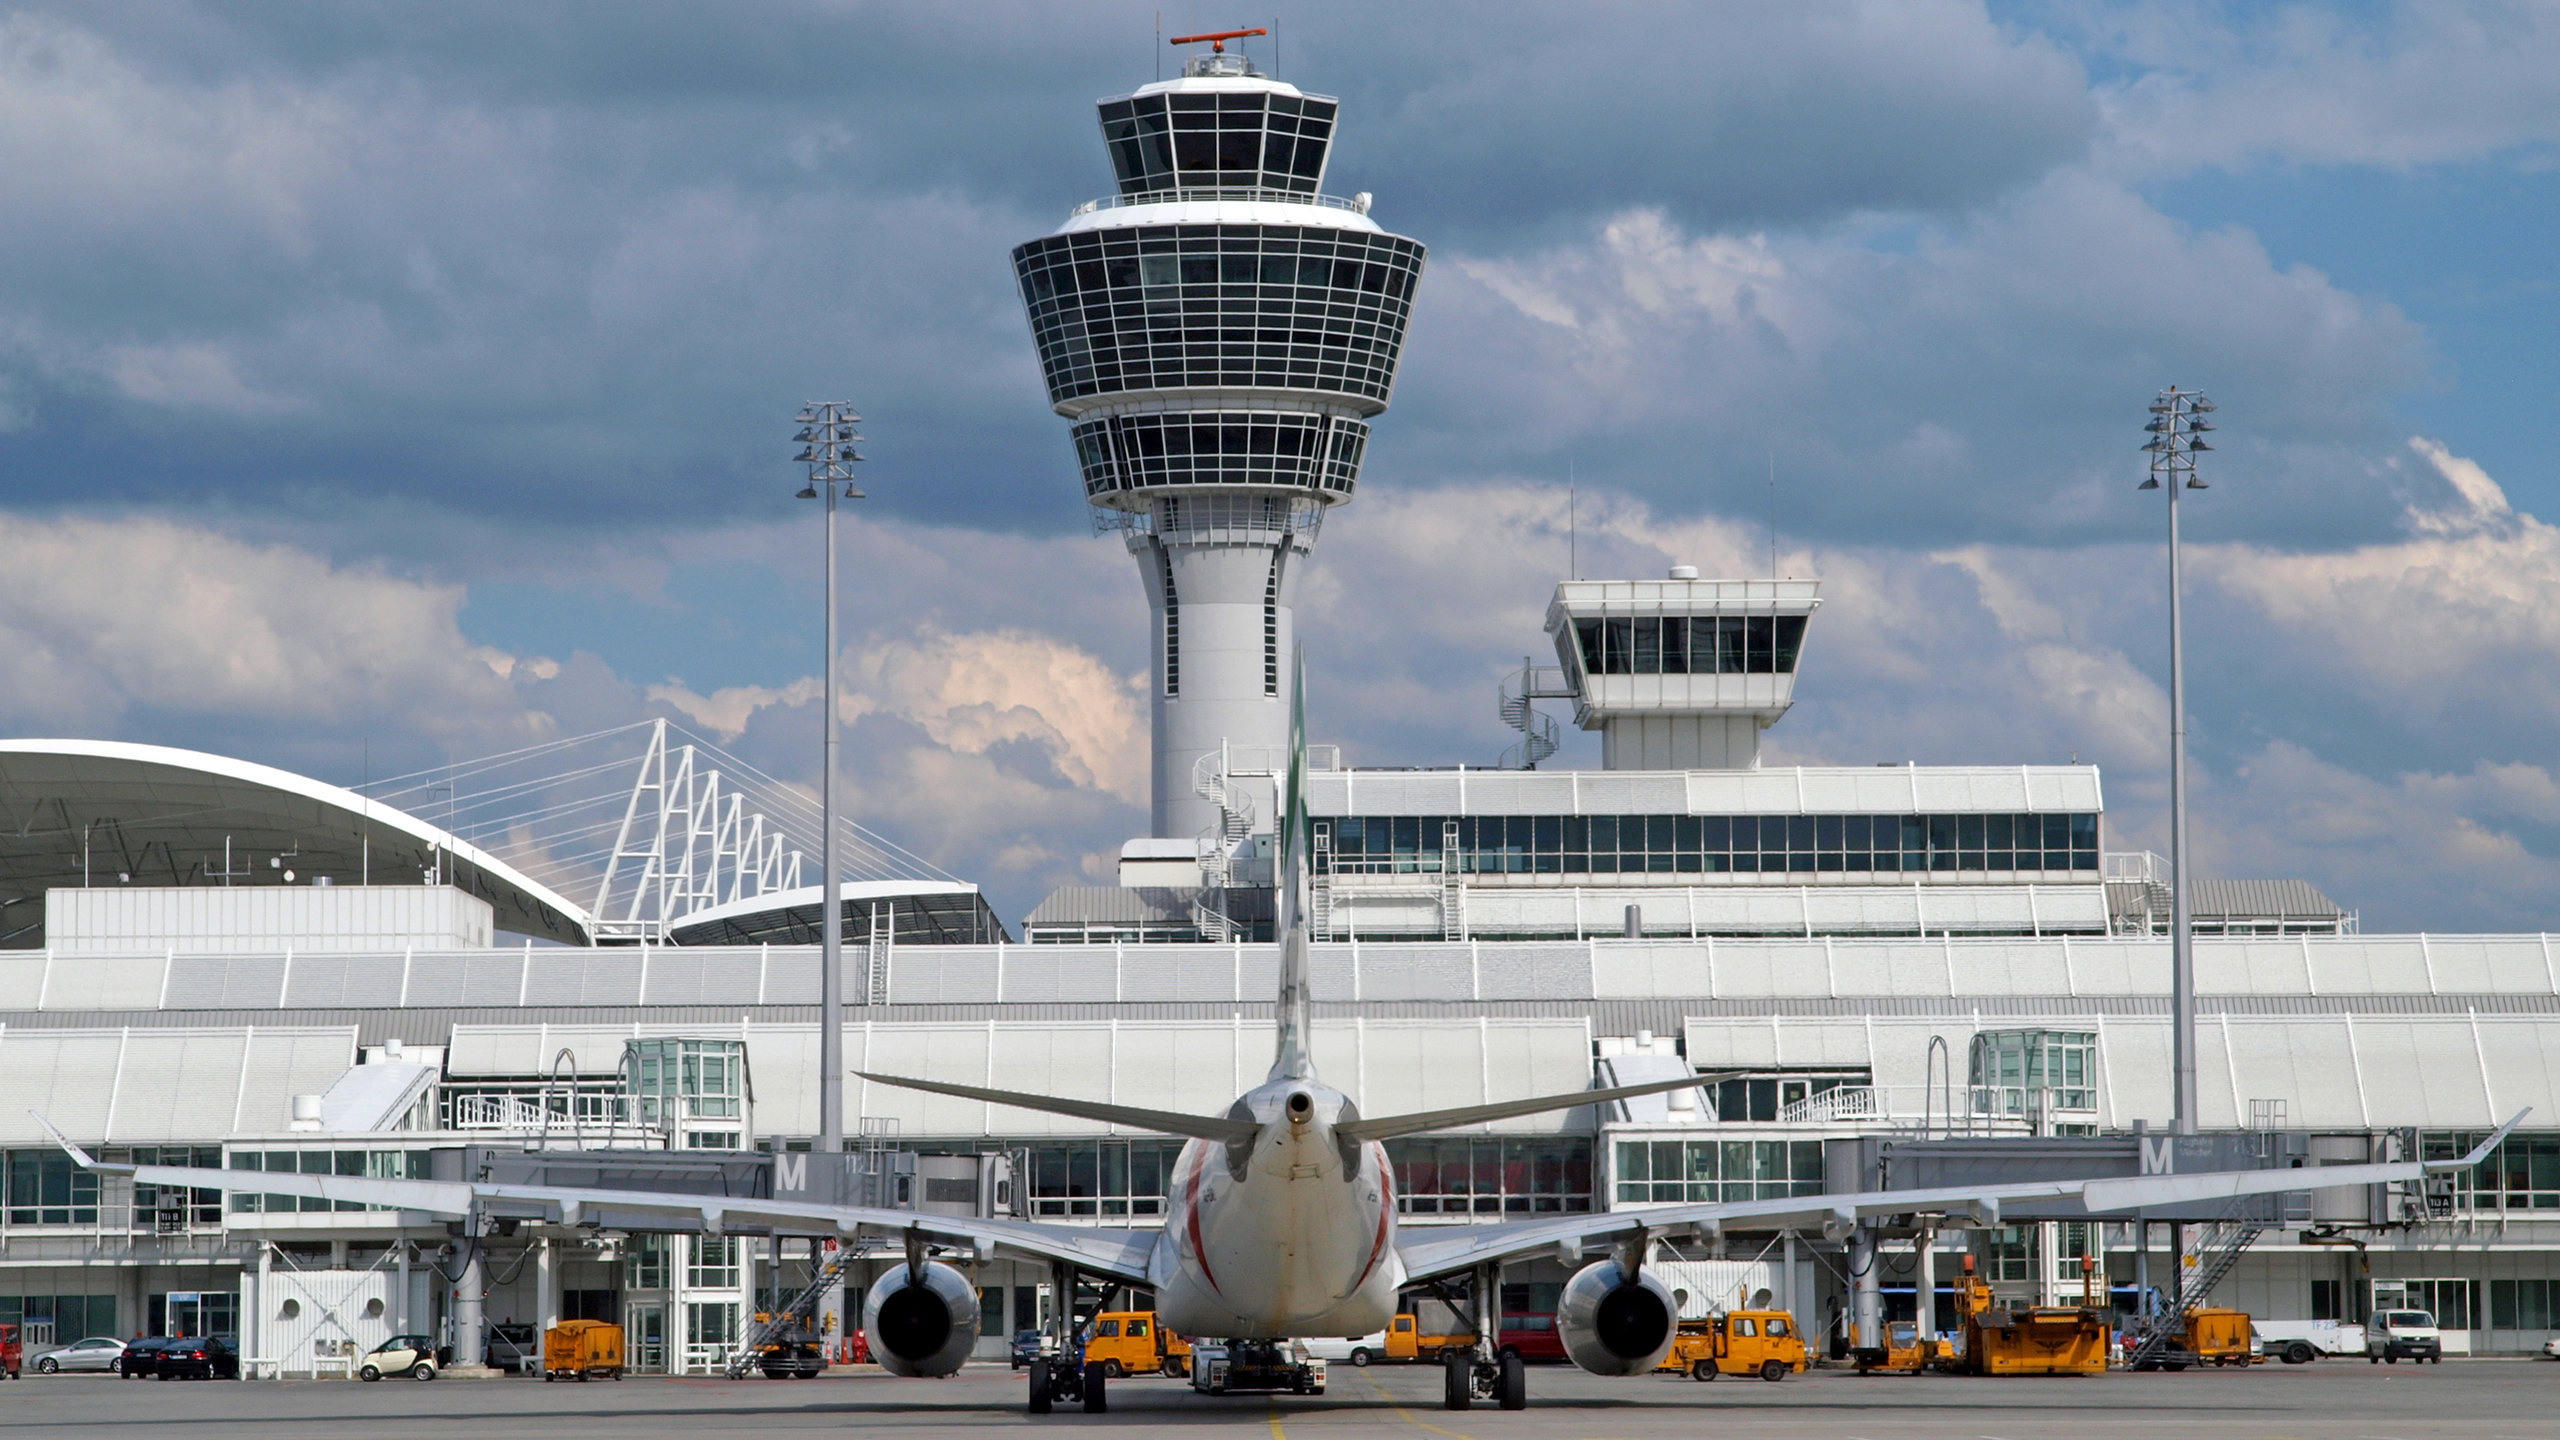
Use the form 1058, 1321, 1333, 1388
1012, 33, 1425, 842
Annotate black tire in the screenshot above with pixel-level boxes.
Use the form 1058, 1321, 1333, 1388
35, 1358, 57, 1374
413, 1362, 436, 1381
1102, 1359, 1123, 1379
1350, 1349, 1370, 1368
2386, 1354, 2398, 1364
2283, 1342, 2315, 1365
1761, 1359, 1788, 1382
1692, 1359, 1716, 1382
1028, 1357, 1051, 1414
1162, 1358, 1185, 1378
1497, 1351, 1526, 1411
1443, 1351, 1472, 1411
108, 1359, 122, 1376
1082, 1360, 1108, 1414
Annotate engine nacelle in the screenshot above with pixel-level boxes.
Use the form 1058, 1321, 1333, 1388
1556, 1258, 1679, 1376
862, 1260, 981, 1377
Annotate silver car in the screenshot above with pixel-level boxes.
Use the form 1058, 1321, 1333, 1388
32, 1336, 133, 1374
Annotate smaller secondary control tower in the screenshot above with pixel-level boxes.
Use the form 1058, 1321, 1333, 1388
1012, 31, 1425, 844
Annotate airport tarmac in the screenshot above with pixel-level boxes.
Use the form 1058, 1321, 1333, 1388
2, 1361, 2549, 1439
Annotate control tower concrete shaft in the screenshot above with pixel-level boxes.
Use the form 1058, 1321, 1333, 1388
1012, 47, 1425, 842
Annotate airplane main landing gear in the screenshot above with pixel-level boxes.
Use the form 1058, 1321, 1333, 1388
1441, 1350, 1526, 1411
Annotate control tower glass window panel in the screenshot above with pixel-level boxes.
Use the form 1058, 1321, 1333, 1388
1013, 49, 1425, 841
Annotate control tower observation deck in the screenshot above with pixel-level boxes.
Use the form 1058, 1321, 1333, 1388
1011, 39, 1425, 841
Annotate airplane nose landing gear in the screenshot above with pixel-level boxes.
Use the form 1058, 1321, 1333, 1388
1442, 1349, 1526, 1411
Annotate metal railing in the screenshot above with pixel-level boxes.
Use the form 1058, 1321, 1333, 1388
1767, 1084, 2093, 1137
1070, 188, 1369, 218
447, 1091, 632, 1132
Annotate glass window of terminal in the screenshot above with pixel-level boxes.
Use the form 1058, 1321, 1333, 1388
1317, 812, 2100, 875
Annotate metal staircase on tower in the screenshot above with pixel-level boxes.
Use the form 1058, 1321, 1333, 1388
1497, 660, 1575, 769
1192, 747, 1259, 942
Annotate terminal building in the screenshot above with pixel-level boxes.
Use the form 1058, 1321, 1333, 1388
3, 42, 2557, 1378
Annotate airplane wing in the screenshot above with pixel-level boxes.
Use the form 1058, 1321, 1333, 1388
1394, 1110, 2526, 1284
32, 1113, 1155, 1284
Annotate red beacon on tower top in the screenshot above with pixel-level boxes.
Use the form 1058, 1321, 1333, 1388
1167, 27, 1266, 52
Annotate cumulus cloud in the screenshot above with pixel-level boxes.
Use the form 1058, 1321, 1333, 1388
0, 511, 527, 738
2084, 1, 2560, 176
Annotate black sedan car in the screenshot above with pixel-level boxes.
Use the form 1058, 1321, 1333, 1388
118, 1337, 175, 1379
156, 1336, 238, 1380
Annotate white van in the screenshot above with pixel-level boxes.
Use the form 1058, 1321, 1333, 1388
1299, 1331, 1390, 1366
2368, 1310, 2443, 1364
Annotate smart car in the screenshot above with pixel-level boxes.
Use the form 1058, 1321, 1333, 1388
359, 1334, 438, 1381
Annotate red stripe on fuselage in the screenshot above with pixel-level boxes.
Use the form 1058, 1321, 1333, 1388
1353, 1142, 1393, 1288
1183, 1145, 1220, 1294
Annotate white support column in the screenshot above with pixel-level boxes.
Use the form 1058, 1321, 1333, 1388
537, 1236, 559, 1337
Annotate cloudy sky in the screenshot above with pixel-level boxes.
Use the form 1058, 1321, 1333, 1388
2, 1, 2557, 932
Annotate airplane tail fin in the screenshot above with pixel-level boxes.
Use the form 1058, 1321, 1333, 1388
1269, 645, 1315, 1083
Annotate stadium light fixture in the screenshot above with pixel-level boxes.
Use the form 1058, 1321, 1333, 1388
2142, 386, 2214, 1137
796, 401, 863, 1156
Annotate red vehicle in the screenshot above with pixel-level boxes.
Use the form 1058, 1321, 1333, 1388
1496, 1313, 1566, 1365
0, 1321, 19, 1379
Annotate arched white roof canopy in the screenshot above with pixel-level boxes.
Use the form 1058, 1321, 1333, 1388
0, 739, 593, 945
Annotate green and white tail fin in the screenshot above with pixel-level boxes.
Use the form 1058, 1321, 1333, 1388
1269, 646, 1315, 1082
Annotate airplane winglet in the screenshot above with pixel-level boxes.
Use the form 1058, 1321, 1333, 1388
30, 1111, 101, 1170
2439, 1108, 2532, 1170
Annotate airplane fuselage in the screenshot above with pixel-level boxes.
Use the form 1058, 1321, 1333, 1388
1146, 1077, 1404, 1339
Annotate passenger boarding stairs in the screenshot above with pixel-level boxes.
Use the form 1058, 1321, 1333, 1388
2126, 1203, 2281, 1370
723, 1244, 862, 1379
1497, 661, 1574, 769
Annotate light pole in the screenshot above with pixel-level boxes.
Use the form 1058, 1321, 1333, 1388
797, 401, 864, 1155
2142, 386, 2214, 1136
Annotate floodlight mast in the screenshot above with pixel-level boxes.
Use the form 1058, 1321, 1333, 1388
2141, 386, 2214, 1136
796, 401, 864, 1154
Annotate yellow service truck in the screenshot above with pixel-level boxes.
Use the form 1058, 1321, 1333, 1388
1657, 1310, 1808, 1382
1081, 1311, 1192, 1378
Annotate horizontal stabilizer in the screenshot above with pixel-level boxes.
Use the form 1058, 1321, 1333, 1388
1339, 1071, 1727, 1144
858, 1072, 1258, 1144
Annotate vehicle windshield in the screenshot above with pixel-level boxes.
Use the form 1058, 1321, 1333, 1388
2386, 1311, 2434, 1328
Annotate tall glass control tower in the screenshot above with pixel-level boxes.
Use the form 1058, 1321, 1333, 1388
1013, 39, 1425, 844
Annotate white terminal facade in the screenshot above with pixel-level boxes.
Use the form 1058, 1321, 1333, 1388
3, 45, 2559, 1377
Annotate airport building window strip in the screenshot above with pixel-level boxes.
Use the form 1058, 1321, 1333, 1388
2374, 1278, 2475, 1330
1099, 90, 1335, 197
1572, 614, 1809, 676
1317, 811, 2100, 877
0, 1294, 118, 1339
1013, 227, 1425, 406
2424, 1131, 2560, 1212
224, 1148, 432, 1214
1967, 1031, 2100, 1116
626, 1037, 747, 1124
2490, 1279, 2556, 1331
1158, 546, 1180, 696
688, 1235, 741, 1289
1706, 1073, 1867, 1124
1072, 411, 1367, 500
1387, 1136, 1593, 1215
1262, 548, 1283, 696
3, 1149, 99, 1227
1612, 1138, 1823, 1205
628, 1234, 671, 1291
126, 1146, 223, 1227
1022, 1140, 1186, 1218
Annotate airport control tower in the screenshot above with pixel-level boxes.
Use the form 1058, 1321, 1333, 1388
1012, 32, 1425, 845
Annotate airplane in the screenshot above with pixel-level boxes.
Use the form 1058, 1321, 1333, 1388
35, 656, 2526, 1412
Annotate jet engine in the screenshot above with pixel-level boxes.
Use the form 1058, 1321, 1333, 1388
1555, 1258, 1680, 1376
862, 1259, 982, 1377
